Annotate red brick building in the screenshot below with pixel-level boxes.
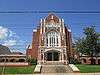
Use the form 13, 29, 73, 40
27, 13, 74, 64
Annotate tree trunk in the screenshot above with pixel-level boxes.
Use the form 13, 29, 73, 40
90, 52, 95, 65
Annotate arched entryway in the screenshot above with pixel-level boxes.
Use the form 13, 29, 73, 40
18, 59, 26, 62
98, 59, 100, 64
89, 59, 96, 64
45, 50, 60, 61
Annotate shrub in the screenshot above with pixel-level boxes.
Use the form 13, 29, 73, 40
69, 57, 81, 64
27, 58, 37, 65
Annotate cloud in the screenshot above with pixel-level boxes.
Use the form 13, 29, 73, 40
0, 26, 18, 47
0, 26, 27, 53
0, 26, 20, 40
0, 26, 8, 39
9, 30, 16, 37
2, 40, 17, 47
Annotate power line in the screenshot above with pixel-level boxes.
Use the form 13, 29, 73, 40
1, 10, 100, 13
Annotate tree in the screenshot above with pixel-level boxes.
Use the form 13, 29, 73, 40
27, 58, 37, 65
76, 26, 100, 64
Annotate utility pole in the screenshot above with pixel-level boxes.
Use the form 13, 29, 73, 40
2, 57, 6, 75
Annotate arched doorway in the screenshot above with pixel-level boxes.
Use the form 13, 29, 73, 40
45, 50, 60, 61
98, 59, 100, 64
10, 59, 16, 62
89, 59, 96, 64
18, 59, 25, 62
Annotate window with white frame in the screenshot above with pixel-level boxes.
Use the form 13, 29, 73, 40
46, 31, 60, 47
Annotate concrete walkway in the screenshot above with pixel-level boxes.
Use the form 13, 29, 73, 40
5, 73, 100, 75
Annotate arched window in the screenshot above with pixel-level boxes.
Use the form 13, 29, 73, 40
83, 59, 86, 63
46, 31, 60, 47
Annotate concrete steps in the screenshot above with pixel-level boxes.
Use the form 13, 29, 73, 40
41, 65, 73, 73
43, 61, 64, 65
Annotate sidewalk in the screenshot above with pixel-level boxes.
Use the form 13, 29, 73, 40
6, 73, 100, 75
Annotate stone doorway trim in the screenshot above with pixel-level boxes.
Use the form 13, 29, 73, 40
44, 50, 60, 61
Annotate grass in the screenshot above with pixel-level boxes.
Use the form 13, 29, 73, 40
0, 65, 36, 74
76, 64, 100, 73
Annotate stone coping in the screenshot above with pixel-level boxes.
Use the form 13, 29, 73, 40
34, 64, 42, 73
0, 62, 29, 66
69, 64, 80, 73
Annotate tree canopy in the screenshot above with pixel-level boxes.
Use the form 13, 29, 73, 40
76, 26, 100, 56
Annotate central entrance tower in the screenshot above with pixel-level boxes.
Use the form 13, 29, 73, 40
38, 13, 69, 64
27, 13, 73, 65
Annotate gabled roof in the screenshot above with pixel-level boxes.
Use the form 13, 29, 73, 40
45, 13, 59, 23
0, 44, 11, 54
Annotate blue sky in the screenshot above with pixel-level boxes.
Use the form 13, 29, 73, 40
0, 0, 100, 53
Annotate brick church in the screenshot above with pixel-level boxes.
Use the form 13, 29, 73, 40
27, 13, 74, 64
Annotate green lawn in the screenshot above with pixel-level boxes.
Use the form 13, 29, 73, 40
76, 64, 100, 73
0, 65, 36, 74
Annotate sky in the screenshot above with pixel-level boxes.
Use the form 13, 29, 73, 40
0, 0, 100, 53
